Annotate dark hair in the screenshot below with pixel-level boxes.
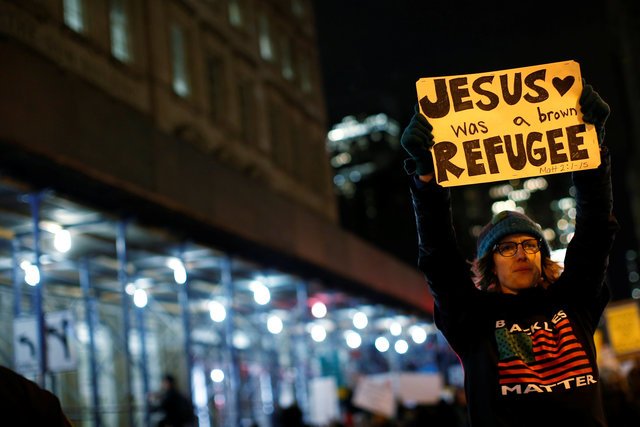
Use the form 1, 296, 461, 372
470, 252, 562, 291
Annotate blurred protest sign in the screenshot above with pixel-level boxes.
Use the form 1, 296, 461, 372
352, 372, 443, 418
604, 300, 640, 356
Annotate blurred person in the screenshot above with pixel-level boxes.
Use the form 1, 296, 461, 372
149, 373, 195, 427
400, 80, 618, 427
276, 402, 308, 427
600, 365, 636, 426
625, 357, 640, 423
0, 365, 73, 427
451, 386, 469, 427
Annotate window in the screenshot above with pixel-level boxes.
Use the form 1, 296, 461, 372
206, 55, 226, 122
238, 81, 255, 144
228, 0, 243, 28
269, 103, 292, 170
290, 119, 306, 179
291, 0, 305, 18
63, 0, 85, 33
170, 23, 190, 98
299, 55, 312, 93
110, 0, 132, 62
280, 37, 294, 81
258, 13, 274, 61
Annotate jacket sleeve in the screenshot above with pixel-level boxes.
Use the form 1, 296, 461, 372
558, 148, 619, 301
409, 177, 478, 337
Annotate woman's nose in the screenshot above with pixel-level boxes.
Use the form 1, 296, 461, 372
515, 245, 528, 258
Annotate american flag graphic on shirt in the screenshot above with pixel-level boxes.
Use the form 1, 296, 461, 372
495, 310, 594, 393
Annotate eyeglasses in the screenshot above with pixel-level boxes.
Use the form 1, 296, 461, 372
493, 239, 542, 257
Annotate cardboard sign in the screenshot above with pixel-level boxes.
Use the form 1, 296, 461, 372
396, 372, 443, 405
352, 374, 396, 418
604, 301, 640, 356
308, 377, 340, 425
415, 60, 601, 186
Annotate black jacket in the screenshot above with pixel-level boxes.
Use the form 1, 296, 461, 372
409, 151, 618, 427
0, 366, 73, 427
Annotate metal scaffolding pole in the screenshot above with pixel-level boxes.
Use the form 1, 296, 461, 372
220, 256, 239, 427
79, 258, 102, 427
12, 238, 21, 317
177, 247, 194, 405
294, 281, 310, 421
29, 192, 47, 387
135, 305, 150, 427
116, 219, 135, 427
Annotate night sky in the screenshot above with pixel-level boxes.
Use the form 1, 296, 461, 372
311, 0, 639, 300
312, 0, 616, 127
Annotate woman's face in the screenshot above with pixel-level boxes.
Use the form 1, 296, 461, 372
492, 233, 542, 294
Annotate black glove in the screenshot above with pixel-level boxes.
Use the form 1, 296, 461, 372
579, 79, 610, 146
400, 104, 435, 175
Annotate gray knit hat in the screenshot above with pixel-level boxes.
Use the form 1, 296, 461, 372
477, 210, 550, 259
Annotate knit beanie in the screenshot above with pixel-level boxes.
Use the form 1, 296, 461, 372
477, 210, 550, 259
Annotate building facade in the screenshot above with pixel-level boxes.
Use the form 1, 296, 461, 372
0, 1, 437, 426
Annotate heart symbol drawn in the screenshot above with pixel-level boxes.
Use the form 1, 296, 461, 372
552, 76, 575, 96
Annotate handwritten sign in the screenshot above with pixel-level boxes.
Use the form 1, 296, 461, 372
415, 60, 601, 186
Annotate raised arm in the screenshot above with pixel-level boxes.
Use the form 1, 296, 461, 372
559, 82, 619, 298
401, 106, 476, 312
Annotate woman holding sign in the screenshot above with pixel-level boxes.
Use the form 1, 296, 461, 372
401, 82, 618, 427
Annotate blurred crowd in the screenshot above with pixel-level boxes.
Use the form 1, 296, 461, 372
274, 354, 640, 427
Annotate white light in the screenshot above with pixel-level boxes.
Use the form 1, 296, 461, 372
174, 268, 187, 284
489, 184, 513, 199
327, 128, 345, 141
394, 339, 409, 354
75, 324, 89, 343
125, 283, 136, 295
54, 229, 72, 253
193, 366, 209, 408
543, 228, 556, 242
311, 301, 327, 318
344, 330, 362, 349
409, 325, 427, 344
491, 200, 517, 215
352, 311, 368, 329
20, 261, 40, 286
232, 331, 251, 349
550, 248, 567, 264
310, 324, 327, 342
375, 336, 390, 353
208, 300, 227, 322
210, 368, 225, 383
167, 258, 187, 285
250, 280, 270, 305
389, 321, 402, 336
267, 314, 283, 334
133, 288, 148, 308
524, 177, 548, 191
558, 197, 575, 211
508, 189, 531, 202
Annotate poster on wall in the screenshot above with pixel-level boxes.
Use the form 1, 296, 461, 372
13, 310, 77, 374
